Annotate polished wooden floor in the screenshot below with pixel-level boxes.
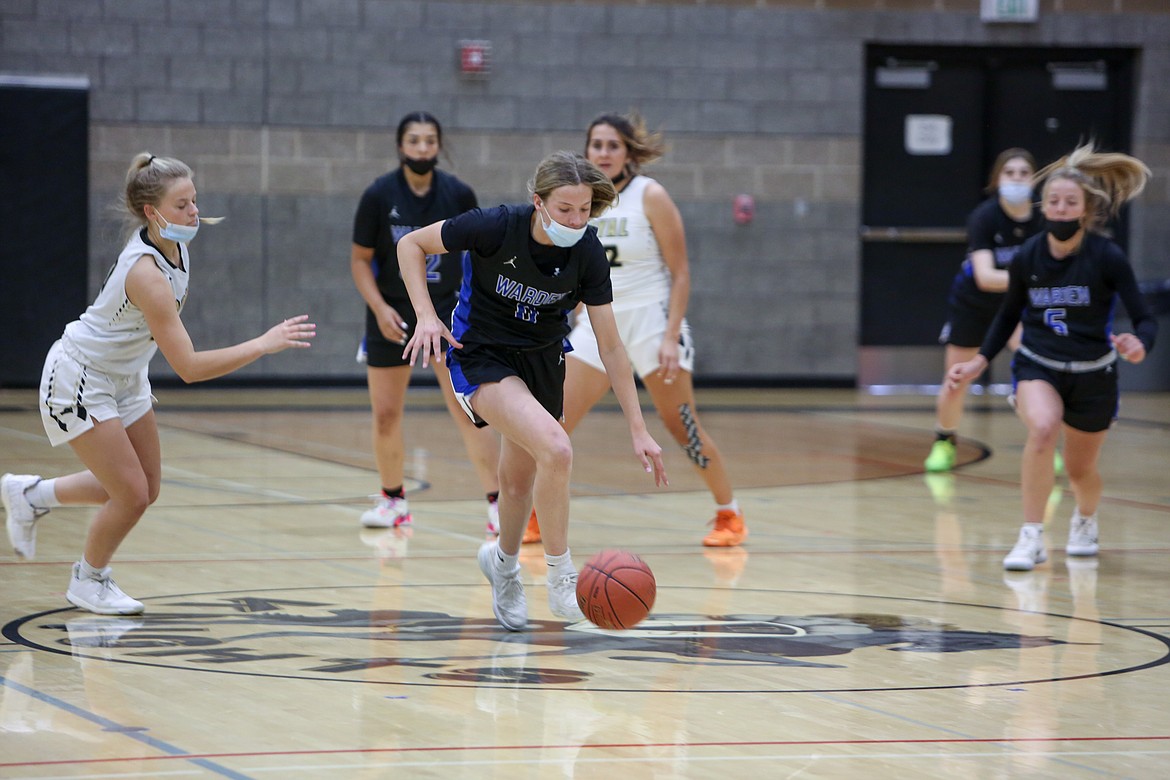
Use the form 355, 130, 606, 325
2, 385, 1169, 779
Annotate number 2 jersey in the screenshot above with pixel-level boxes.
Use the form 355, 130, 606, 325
588, 174, 672, 312
440, 205, 612, 350
980, 231, 1157, 364
351, 168, 477, 305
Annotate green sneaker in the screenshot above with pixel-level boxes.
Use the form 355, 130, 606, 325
924, 439, 956, 472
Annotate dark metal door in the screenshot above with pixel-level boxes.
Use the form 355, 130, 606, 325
860, 45, 1136, 354
0, 77, 89, 387
861, 52, 985, 348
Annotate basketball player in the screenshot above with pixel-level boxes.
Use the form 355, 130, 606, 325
525, 113, 746, 548
948, 143, 1156, 571
926, 149, 1044, 473
397, 150, 668, 631
2, 153, 316, 614
351, 111, 502, 534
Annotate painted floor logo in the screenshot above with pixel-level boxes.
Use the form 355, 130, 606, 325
6, 585, 1167, 693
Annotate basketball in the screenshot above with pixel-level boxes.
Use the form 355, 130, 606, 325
576, 549, 656, 630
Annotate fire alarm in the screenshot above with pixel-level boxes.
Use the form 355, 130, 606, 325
733, 194, 755, 225
459, 40, 491, 78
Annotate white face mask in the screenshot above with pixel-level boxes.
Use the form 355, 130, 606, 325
999, 182, 1033, 206
154, 212, 200, 243
537, 202, 587, 248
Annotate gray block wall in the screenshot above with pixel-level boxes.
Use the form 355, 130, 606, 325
3, 0, 1168, 384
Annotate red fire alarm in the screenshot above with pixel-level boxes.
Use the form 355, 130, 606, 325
459, 40, 491, 78
733, 194, 755, 225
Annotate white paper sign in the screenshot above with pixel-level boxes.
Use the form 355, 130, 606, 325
904, 115, 952, 156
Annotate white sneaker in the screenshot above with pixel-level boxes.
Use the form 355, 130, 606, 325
1003, 525, 1048, 571
3, 473, 47, 560
1066, 511, 1099, 556
548, 569, 585, 622
66, 563, 145, 615
486, 499, 500, 536
477, 541, 527, 631
360, 495, 411, 528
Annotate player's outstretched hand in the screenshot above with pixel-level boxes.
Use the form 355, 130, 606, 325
403, 313, 462, 368
632, 430, 668, 487
262, 315, 316, 353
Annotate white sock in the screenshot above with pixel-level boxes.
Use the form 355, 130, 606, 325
1024, 522, 1043, 533
496, 546, 519, 573
545, 550, 574, 578
78, 557, 106, 580
716, 499, 739, 514
27, 478, 61, 509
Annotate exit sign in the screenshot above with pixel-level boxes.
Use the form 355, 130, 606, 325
981, 0, 1038, 22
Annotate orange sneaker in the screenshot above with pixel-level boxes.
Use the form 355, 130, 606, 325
702, 509, 747, 547
522, 509, 541, 544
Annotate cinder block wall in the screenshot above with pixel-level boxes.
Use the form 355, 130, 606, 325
3, 0, 1167, 383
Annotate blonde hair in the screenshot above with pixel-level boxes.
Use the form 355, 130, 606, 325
1036, 143, 1150, 232
119, 153, 222, 239
527, 150, 616, 218
585, 112, 667, 175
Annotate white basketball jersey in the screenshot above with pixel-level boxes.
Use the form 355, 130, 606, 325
62, 230, 189, 375
588, 175, 672, 311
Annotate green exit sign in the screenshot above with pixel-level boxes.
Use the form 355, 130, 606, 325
981, 0, 1039, 22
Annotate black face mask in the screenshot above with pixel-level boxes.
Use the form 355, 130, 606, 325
403, 156, 437, 175
1046, 218, 1082, 242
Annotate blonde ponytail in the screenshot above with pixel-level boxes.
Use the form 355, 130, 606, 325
1037, 142, 1150, 231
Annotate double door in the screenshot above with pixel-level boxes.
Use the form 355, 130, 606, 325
859, 45, 1136, 384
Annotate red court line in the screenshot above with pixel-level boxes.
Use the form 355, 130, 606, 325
3, 734, 1169, 769
6, 543, 1170, 570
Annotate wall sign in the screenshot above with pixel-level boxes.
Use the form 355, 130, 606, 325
981, 0, 1039, 23
904, 115, 952, 156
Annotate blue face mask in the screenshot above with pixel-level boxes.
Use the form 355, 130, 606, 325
999, 182, 1033, 206
537, 203, 587, 248
155, 214, 199, 243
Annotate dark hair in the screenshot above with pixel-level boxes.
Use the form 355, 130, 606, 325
585, 112, 666, 175
983, 147, 1036, 194
396, 111, 442, 147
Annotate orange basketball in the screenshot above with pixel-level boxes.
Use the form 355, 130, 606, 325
576, 549, 656, 630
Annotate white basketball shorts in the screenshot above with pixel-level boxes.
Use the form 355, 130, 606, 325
567, 302, 694, 379
39, 340, 155, 447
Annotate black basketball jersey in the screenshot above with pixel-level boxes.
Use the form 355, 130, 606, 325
948, 197, 1044, 313
352, 168, 477, 302
441, 205, 612, 350
980, 232, 1157, 364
